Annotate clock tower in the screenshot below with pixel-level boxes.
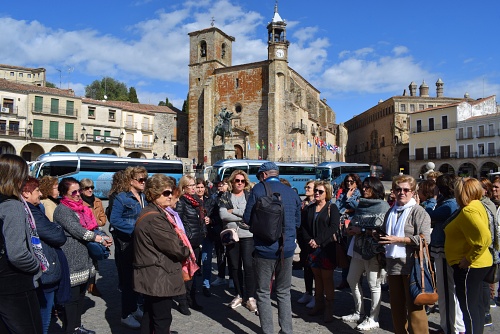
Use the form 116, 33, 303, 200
267, 3, 289, 61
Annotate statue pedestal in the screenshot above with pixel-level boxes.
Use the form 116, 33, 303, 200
211, 144, 234, 163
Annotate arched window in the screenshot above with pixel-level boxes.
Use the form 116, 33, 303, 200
200, 41, 207, 57
221, 43, 226, 59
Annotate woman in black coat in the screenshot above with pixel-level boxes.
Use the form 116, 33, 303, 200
175, 175, 208, 314
300, 180, 340, 323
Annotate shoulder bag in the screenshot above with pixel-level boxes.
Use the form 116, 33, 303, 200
409, 234, 438, 305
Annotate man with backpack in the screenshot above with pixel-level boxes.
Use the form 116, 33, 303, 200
243, 162, 301, 334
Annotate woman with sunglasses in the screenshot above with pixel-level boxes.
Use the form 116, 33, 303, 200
53, 177, 112, 334
79, 178, 107, 297
133, 174, 191, 334
301, 180, 340, 323
378, 174, 431, 334
335, 173, 362, 290
175, 175, 208, 314
342, 177, 389, 330
219, 170, 257, 313
110, 166, 148, 329
296, 180, 316, 308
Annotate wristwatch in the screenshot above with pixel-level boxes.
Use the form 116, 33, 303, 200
361, 228, 366, 233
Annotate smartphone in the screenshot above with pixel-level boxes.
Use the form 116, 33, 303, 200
375, 227, 388, 237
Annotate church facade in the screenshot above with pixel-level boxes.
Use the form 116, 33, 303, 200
187, 5, 339, 165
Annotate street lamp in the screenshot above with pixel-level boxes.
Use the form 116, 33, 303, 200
81, 126, 86, 141
27, 121, 32, 139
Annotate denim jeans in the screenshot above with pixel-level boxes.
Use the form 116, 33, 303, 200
253, 256, 293, 334
37, 289, 55, 334
201, 237, 214, 288
0, 289, 42, 334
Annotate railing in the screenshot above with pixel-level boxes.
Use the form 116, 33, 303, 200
476, 130, 496, 138
410, 152, 458, 160
32, 106, 78, 118
411, 121, 457, 133
0, 106, 18, 115
291, 122, 307, 133
82, 134, 120, 145
123, 140, 153, 150
456, 133, 474, 140
141, 123, 153, 132
0, 128, 27, 138
124, 122, 138, 130
30, 131, 78, 142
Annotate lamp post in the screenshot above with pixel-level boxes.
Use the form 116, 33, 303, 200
27, 121, 32, 139
80, 126, 86, 141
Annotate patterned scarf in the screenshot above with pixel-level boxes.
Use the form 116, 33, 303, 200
60, 196, 98, 231
183, 194, 205, 222
163, 206, 199, 280
21, 198, 49, 272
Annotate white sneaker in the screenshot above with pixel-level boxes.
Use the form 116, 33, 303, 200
297, 292, 313, 304
211, 277, 226, 286
342, 313, 362, 323
131, 307, 143, 320
230, 295, 243, 309
305, 298, 315, 309
121, 314, 141, 329
356, 317, 380, 331
228, 279, 235, 289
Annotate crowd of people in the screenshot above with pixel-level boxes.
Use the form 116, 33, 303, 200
1, 152, 500, 334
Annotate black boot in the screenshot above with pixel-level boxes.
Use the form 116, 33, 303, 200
177, 300, 191, 316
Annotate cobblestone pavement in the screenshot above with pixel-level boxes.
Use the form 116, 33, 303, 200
49, 224, 499, 334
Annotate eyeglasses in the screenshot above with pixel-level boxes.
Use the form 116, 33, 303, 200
394, 187, 412, 194
346, 180, 355, 184
186, 183, 196, 188
82, 186, 95, 191
135, 177, 147, 183
162, 190, 173, 197
217, 183, 227, 187
70, 189, 81, 196
234, 179, 245, 184
305, 186, 313, 190
314, 189, 325, 195
362, 184, 371, 189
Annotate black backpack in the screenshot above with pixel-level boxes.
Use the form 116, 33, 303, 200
249, 182, 284, 243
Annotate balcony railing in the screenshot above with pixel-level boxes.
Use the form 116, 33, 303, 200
412, 149, 500, 160
30, 131, 78, 142
291, 122, 307, 133
124, 122, 138, 130
476, 130, 496, 138
456, 133, 474, 140
82, 134, 120, 145
0, 106, 18, 115
141, 123, 153, 132
0, 128, 27, 138
411, 122, 457, 133
123, 140, 153, 150
410, 152, 458, 160
32, 106, 78, 118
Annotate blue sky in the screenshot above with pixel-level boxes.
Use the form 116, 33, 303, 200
1, 0, 499, 123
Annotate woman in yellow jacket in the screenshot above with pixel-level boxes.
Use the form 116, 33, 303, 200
444, 178, 492, 333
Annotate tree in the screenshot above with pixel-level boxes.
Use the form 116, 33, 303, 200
128, 87, 139, 103
182, 95, 188, 113
158, 97, 173, 108
84, 77, 128, 101
46, 81, 56, 88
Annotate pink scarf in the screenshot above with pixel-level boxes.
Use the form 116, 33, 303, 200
163, 207, 199, 280
60, 197, 98, 231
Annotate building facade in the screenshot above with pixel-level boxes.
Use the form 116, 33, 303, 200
345, 80, 468, 179
187, 5, 340, 165
0, 78, 182, 161
409, 95, 500, 178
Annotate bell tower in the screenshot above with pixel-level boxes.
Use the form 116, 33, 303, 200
267, 2, 289, 61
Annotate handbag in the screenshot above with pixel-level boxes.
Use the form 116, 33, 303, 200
220, 228, 239, 246
86, 229, 110, 261
484, 263, 500, 284
409, 234, 438, 305
330, 206, 350, 269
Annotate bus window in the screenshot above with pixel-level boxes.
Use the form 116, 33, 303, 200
39, 160, 78, 177
249, 166, 260, 177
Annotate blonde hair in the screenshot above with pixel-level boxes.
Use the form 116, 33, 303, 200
228, 170, 251, 192
392, 174, 417, 192
178, 175, 195, 195
454, 177, 483, 208
314, 180, 333, 201
79, 178, 94, 189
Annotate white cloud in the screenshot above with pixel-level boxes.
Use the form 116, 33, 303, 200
446, 77, 500, 100
393, 46, 409, 56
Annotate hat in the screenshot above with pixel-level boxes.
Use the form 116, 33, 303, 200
257, 162, 279, 177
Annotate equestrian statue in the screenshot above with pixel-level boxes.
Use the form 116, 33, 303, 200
213, 107, 233, 145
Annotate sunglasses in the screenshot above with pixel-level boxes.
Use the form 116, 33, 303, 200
135, 177, 147, 183
362, 185, 370, 189
305, 186, 313, 190
314, 189, 325, 195
234, 179, 245, 184
395, 187, 412, 194
82, 186, 95, 191
162, 190, 173, 197
346, 180, 355, 184
70, 189, 81, 196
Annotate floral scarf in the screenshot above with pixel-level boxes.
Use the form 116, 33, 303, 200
21, 197, 49, 272
60, 196, 98, 231
183, 194, 205, 221
163, 207, 199, 280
